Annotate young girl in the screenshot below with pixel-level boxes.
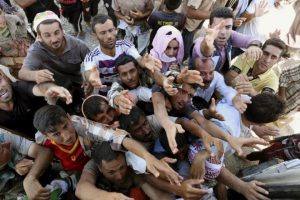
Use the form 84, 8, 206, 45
150, 25, 184, 73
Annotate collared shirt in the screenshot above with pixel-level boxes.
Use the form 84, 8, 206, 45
23, 34, 90, 86
194, 71, 237, 105
231, 53, 279, 93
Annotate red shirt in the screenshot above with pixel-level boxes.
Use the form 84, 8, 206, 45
45, 138, 90, 171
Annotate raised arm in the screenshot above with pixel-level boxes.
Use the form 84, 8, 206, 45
152, 91, 185, 154
33, 82, 72, 104
122, 137, 182, 185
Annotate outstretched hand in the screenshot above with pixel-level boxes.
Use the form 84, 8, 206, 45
232, 92, 251, 113
114, 90, 135, 115
164, 120, 185, 154
88, 65, 106, 88
45, 86, 72, 105
141, 53, 162, 73
178, 67, 204, 86
163, 76, 178, 96
229, 136, 269, 157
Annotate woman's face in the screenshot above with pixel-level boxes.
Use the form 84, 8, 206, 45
164, 39, 179, 58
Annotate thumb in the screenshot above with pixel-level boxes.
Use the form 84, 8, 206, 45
181, 66, 188, 73
189, 179, 204, 186
162, 157, 177, 164
120, 90, 129, 96
210, 98, 216, 109
175, 124, 185, 133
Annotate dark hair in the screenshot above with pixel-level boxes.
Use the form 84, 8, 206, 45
36, 19, 62, 35
159, 130, 187, 155
91, 14, 113, 33
119, 106, 145, 131
115, 55, 139, 72
82, 95, 109, 120
244, 93, 284, 124
209, 7, 233, 25
164, 0, 182, 11
262, 38, 287, 57
191, 57, 214, 70
33, 105, 68, 134
91, 141, 122, 167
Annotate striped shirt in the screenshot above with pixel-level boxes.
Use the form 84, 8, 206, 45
84, 40, 140, 95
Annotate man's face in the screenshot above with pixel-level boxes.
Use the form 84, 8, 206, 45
38, 22, 64, 51
210, 17, 233, 47
164, 39, 179, 58
99, 154, 128, 185
0, 73, 13, 103
92, 103, 119, 125
170, 83, 195, 110
194, 58, 214, 89
45, 117, 77, 146
0, 142, 11, 169
118, 61, 139, 89
128, 115, 153, 143
257, 45, 282, 72
93, 20, 116, 50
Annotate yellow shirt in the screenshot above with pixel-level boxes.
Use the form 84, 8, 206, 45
231, 54, 279, 93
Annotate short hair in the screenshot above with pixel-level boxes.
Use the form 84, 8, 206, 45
82, 95, 109, 120
164, 0, 182, 10
159, 130, 187, 155
33, 105, 68, 134
91, 141, 121, 167
244, 93, 284, 124
119, 106, 145, 131
209, 7, 233, 25
36, 19, 62, 35
191, 57, 214, 70
262, 38, 287, 57
115, 55, 139, 72
91, 14, 113, 33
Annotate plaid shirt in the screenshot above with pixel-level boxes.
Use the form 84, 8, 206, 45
279, 59, 300, 114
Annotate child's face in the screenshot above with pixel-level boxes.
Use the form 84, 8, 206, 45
45, 117, 77, 146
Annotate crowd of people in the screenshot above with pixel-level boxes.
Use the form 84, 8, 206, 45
0, 0, 300, 199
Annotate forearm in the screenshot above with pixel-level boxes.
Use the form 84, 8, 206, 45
152, 70, 165, 87
76, 181, 108, 200
152, 92, 172, 128
32, 82, 57, 96
18, 68, 36, 82
76, 171, 109, 200
217, 167, 245, 194
191, 112, 230, 141
25, 148, 53, 181
122, 137, 150, 159
114, 10, 126, 20
240, 11, 255, 23
186, 7, 210, 20
144, 175, 182, 196
177, 118, 208, 139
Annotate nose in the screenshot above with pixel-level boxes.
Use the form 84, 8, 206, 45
104, 115, 113, 124
115, 171, 123, 181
